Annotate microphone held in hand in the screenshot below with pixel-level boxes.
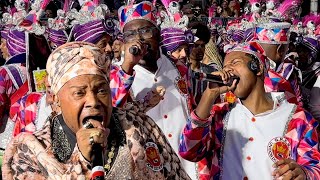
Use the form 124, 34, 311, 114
192, 71, 239, 86
83, 121, 105, 180
91, 144, 104, 180
129, 44, 150, 56
129, 45, 140, 55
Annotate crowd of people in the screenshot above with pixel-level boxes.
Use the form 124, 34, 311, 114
0, 0, 320, 179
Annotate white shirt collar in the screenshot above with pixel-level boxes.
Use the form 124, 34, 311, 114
236, 92, 287, 117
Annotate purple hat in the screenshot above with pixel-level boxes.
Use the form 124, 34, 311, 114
226, 20, 244, 43
67, 1, 115, 44
160, 28, 194, 54
6, 29, 26, 56
302, 36, 319, 59
227, 30, 245, 43
72, 19, 115, 44
159, 1, 194, 55
47, 28, 68, 48
0, 25, 12, 40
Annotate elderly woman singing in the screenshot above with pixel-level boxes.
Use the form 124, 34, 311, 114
1, 42, 190, 180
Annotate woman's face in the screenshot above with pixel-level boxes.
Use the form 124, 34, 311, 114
57, 75, 112, 133
0, 39, 9, 60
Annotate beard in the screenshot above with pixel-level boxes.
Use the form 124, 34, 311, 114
139, 46, 159, 67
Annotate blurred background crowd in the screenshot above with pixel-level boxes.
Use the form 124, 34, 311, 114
0, 0, 317, 23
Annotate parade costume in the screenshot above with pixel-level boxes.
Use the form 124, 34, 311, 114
0, 0, 52, 171
157, 1, 201, 178
10, 1, 72, 136
67, 0, 134, 108
2, 42, 190, 180
254, 22, 303, 106
290, 14, 320, 120
179, 42, 320, 180
118, 1, 198, 178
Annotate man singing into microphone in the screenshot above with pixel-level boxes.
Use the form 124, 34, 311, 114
118, 1, 197, 178
179, 41, 320, 179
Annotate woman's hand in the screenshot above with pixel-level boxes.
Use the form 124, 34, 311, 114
76, 120, 110, 161
272, 159, 307, 180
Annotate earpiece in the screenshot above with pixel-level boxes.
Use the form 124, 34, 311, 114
247, 54, 260, 74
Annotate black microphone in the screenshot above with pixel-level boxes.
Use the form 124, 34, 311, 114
129, 44, 150, 56
129, 45, 140, 55
91, 144, 104, 180
83, 121, 104, 180
192, 71, 239, 86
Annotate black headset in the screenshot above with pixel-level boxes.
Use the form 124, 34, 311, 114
246, 54, 260, 74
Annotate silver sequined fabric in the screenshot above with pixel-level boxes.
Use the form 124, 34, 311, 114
0, 114, 14, 149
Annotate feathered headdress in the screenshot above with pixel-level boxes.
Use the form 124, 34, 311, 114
275, 0, 302, 21
17, 0, 52, 35
159, 0, 188, 30
159, 0, 196, 56
67, 0, 118, 44
47, 0, 70, 49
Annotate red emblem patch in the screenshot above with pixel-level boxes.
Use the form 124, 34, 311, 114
145, 142, 163, 171
267, 137, 291, 162
224, 91, 237, 103
174, 77, 188, 96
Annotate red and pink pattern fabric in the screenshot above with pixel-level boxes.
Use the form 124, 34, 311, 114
118, 1, 157, 32
179, 102, 320, 179
12, 92, 43, 136
0, 64, 27, 126
254, 22, 291, 44
265, 69, 301, 105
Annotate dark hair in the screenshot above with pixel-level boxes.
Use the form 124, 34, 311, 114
45, 2, 58, 18
189, 22, 211, 44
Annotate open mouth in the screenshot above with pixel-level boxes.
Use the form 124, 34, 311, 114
82, 115, 104, 125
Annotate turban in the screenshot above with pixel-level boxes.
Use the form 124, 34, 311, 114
72, 20, 107, 44
0, 25, 12, 40
160, 28, 195, 55
7, 29, 26, 56
47, 28, 68, 48
46, 41, 110, 94
72, 18, 116, 44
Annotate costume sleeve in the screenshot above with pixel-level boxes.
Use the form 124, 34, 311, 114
0, 68, 11, 124
179, 103, 228, 162
2, 133, 92, 180
288, 71, 303, 107
2, 134, 50, 180
109, 65, 135, 108
11, 93, 43, 136
309, 87, 320, 122
287, 108, 320, 179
